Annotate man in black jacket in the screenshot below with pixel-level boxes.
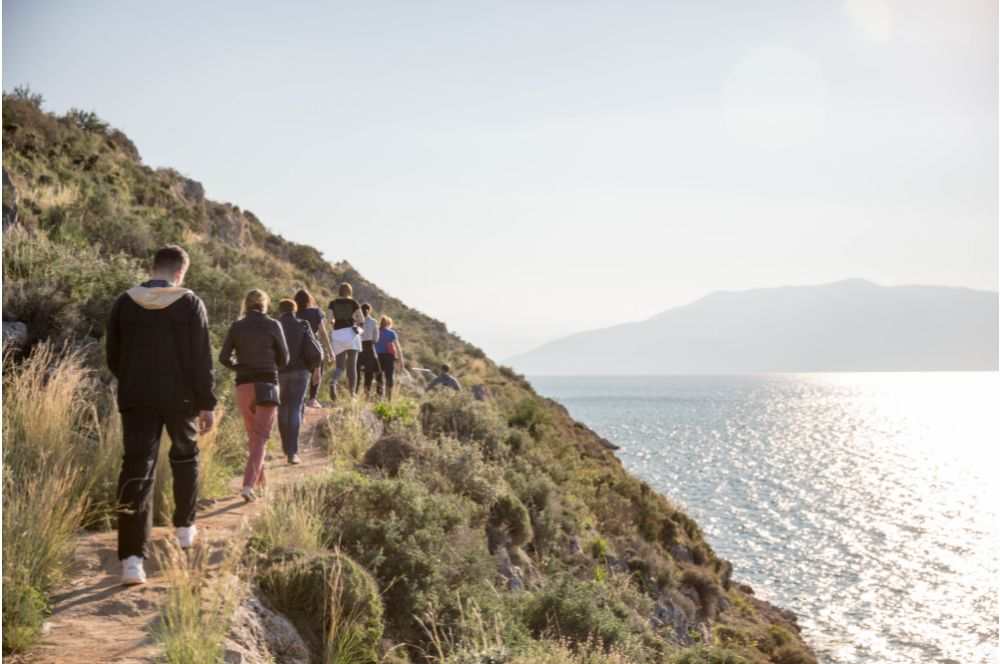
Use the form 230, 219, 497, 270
106, 245, 216, 585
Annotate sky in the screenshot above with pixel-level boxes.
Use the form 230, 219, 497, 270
3, 0, 997, 358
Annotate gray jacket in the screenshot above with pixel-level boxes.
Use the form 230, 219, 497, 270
219, 311, 289, 384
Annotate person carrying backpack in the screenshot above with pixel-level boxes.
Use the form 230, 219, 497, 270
106, 245, 217, 585
276, 298, 323, 464
293, 288, 331, 408
219, 289, 289, 502
327, 282, 363, 401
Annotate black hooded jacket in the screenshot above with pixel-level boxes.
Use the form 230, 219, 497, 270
106, 280, 217, 414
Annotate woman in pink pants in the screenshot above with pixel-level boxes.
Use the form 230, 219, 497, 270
219, 289, 289, 501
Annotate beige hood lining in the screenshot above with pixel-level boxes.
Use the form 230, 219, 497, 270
126, 286, 193, 310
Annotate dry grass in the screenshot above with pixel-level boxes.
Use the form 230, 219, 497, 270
154, 539, 243, 664
1, 344, 106, 651
252, 478, 331, 553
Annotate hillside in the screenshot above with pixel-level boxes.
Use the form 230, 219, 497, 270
2, 90, 815, 663
509, 279, 999, 375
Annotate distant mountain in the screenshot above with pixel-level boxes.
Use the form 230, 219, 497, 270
508, 279, 999, 374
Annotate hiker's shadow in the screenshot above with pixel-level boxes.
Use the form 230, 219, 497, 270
197, 499, 246, 520
50, 579, 130, 612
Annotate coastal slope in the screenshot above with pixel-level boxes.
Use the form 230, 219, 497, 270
2, 91, 817, 663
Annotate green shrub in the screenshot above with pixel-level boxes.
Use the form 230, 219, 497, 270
507, 397, 550, 439
399, 435, 503, 506
320, 471, 494, 644
372, 398, 419, 432
669, 646, 748, 664
419, 391, 508, 456
258, 549, 383, 662
361, 434, 419, 477
680, 568, 724, 621
1, 581, 48, 654
487, 494, 533, 549
521, 576, 632, 648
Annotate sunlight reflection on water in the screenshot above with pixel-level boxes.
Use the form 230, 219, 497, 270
532, 373, 999, 664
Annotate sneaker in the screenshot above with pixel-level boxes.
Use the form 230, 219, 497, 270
121, 556, 146, 585
240, 487, 256, 503
288, 454, 301, 465
176, 525, 197, 549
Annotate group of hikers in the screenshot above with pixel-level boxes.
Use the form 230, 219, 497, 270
105, 244, 461, 585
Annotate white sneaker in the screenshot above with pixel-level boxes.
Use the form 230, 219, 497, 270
176, 525, 197, 549
121, 556, 146, 585
240, 487, 256, 503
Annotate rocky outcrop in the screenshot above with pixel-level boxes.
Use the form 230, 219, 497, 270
223, 593, 310, 664
2, 321, 29, 349
210, 204, 251, 248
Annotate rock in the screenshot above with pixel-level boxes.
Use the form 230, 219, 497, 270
568, 536, 583, 556
495, 546, 525, 591
670, 544, 693, 564
361, 434, 417, 477
3, 321, 29, 349
210, 204, 251, 247
652, 591, 697, 644
223, 593, 310, 664
3, 168, 18, 231
181, 177, 205, 203
471, 384, 490, 401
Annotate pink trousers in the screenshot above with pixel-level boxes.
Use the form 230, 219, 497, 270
236, 383, 277, 489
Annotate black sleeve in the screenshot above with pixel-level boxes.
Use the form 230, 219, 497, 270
274, 321, 290, 369
190, 297, 217, 411
106, 295, 123, 379
219, 322, 237, 370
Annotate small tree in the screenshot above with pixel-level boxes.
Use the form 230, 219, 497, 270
10, 85, 44, 108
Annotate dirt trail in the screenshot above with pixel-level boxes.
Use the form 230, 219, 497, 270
25, 407, 332, 664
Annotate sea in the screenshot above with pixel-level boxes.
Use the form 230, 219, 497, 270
530, 373, 999, 664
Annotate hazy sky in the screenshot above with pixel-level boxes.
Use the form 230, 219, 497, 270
4, 1, 997, 358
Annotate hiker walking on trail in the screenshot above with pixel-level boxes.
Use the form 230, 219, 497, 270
276, 298, 323, 465
219, 289, 289, 502
293, 288, 331, 408
374, 315, 405, 401
428, 364, 462, 392
357, 302, 381, 397
106, 245, 217, 586
327, 282, 363, 401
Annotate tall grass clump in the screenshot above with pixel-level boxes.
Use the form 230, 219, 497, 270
155, 541, 242, 664
251, 478, 331, 553
1, 344, 114, 652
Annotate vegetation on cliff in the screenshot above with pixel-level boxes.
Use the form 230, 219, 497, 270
2, 89, 815, 663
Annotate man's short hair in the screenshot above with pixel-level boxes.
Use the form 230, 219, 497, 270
153, 245, 190, 274
278, 299, 297, 315
361, 302, 372, 314
441, 364, 450, 374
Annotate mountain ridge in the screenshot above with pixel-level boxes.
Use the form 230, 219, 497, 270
510, 279, 999, 374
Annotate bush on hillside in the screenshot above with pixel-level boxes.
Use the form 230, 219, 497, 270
257, 549, 383, 663
521, 576, 635, 649
419, 391, 508, 457
319, 471, 495, 645
361, 434, 419, 477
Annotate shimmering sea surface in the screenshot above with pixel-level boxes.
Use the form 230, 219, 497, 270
531, 373, 999, 664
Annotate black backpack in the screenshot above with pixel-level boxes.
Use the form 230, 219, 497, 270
301, 324, 323, 371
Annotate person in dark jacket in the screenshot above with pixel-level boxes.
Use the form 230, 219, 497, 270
427, 364, 462, 392
106, 244, 217, 585
219, 289, 289, 502
276, 298, 322, 464
293, 288, 332, 408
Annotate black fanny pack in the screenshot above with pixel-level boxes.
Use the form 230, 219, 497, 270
254, 382, 280, 406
